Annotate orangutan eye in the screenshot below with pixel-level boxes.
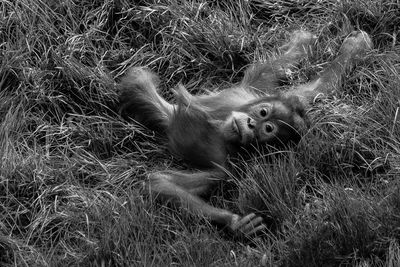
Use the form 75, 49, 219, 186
260, 108, 268, 117
265, 122, 275, 133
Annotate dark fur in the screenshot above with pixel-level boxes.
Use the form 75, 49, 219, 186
119, 67, 173, 132
168, 102, 226, 168
117, 30, 372, 235
119, 66, 306, 168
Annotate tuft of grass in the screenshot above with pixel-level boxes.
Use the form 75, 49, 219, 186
1, 0, 400, 266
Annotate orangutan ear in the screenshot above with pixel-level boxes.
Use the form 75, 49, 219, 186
286, 95, 309, 131
293, 113, 308, 132
286, 95, 306, 117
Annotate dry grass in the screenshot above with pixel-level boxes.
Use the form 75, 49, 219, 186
1, 0, 400, 266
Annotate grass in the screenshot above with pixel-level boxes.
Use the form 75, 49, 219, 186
0, 0, 399, 266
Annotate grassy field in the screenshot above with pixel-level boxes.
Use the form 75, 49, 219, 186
1, 0, 400, 266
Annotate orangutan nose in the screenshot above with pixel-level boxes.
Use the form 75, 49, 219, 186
247, 117, 256, 129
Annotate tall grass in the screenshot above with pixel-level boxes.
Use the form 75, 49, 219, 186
0, 0, 399, 266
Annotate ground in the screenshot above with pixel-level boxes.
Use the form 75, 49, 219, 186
0, 0, 400, 266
